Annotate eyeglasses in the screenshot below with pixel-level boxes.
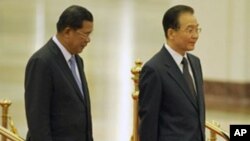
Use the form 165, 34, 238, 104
179, 27, 202, 35
76, 31, 90, 39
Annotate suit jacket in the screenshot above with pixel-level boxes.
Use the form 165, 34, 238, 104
138, 46, 205, 141
25, 39, 93, 141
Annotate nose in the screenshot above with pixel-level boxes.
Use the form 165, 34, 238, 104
192, 32, 199, 39
87, 37, 91, 43
85, 36, 91, 43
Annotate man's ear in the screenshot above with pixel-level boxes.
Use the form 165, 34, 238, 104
62, 27, 72, 38
167, 28, 176, 40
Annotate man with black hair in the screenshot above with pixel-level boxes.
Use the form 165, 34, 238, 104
139, 5, 205, 141
25, 5, 94, 141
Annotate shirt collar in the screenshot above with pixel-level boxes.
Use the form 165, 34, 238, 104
52, 35, 72, 62
164, 43, 187, 66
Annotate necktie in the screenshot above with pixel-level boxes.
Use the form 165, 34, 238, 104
182, 57, 196, 96
69, 56, 84, 97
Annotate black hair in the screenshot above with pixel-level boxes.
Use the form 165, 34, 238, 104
56, 5, 93, 32
162, 5, 194, 38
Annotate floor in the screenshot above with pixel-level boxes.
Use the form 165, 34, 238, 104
1, 1, 250, 141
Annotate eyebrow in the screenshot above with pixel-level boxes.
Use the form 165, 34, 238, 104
186, 24, 199, 28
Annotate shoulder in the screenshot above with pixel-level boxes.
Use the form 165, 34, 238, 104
187, 53, 201, 65
143, 47, 172, 72
187, 53, 200, 60
29, 39, 58, 62
26, 39, 58, 70
141, 51, 167, 81
145, 48, 166, 67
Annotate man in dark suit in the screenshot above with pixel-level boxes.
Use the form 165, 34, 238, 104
25, 5, 94, 141
138, 5, 205, 141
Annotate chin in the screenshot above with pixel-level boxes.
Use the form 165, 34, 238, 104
78, 49, 84, 54
79, 46, 85, 51
188, 46, 195, 51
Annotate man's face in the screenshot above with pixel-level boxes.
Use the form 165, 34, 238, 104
170, 13, 200, 55
67, 21, 93, 54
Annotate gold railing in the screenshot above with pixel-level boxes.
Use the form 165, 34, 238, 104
0, 126, 24, 141
0, 99, 25, 141
205, 121, 230, 141
130, 59, 230, 141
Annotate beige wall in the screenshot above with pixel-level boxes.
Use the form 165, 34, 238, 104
191, 0, 250, 82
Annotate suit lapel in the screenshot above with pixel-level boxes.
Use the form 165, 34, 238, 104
188, 54, 204, 113
75, 55, 91, 108
160, 47, 198, 110
75, 55, 93, 131
49, 40, 86, 105
188, 54, 200, 96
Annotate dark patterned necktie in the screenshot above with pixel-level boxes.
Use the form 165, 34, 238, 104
182, 57, 196, 96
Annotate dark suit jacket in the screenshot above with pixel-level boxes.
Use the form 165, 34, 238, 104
25, 39, 93, 141
138, 46, 205, 141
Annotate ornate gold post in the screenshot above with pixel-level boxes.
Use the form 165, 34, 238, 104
0, 99, 12, 141
130, 59, 143, 141
208, 121, 220, 141
209, 130, 217, 141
